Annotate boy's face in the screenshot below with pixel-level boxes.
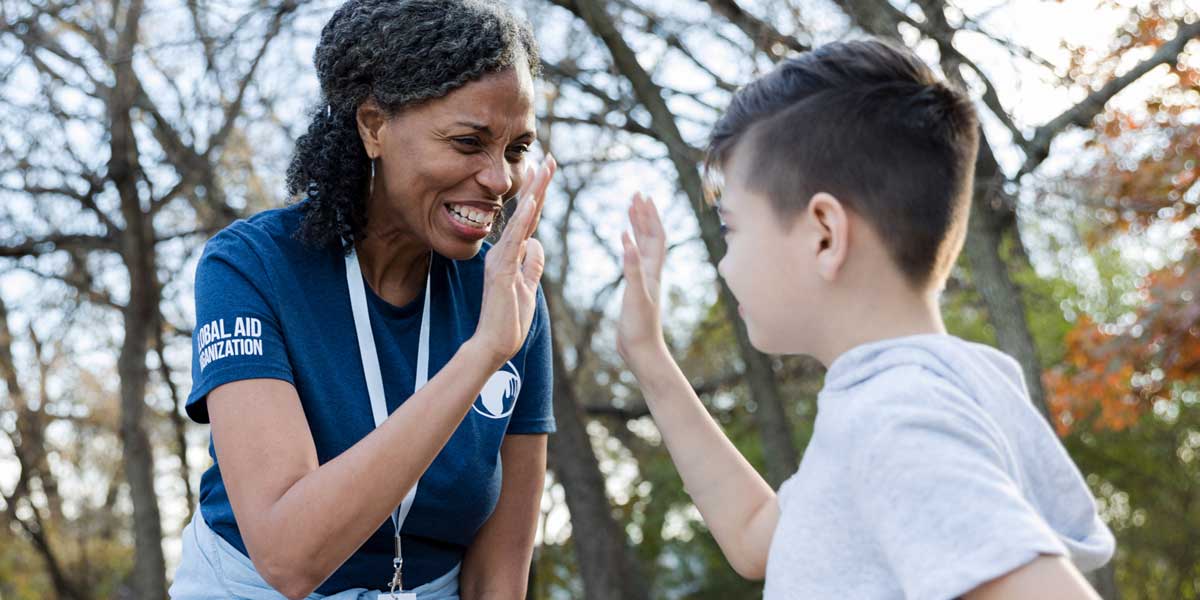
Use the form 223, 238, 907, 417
715, 151, 824, 355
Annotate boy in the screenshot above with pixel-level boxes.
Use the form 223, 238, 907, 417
617, 39, 1114, 598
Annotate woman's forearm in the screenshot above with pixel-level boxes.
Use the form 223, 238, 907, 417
459, 434, 547, 600
626, 341, 779, 579
248, 339, 503, 597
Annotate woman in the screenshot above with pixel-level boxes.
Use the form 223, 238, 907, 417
170, 1, 557, 598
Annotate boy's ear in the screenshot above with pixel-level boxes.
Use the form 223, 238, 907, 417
356, 98, 386, 160
806, 192, 849, 282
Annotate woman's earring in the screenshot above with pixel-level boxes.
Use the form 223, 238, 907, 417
368, 158, 376, 199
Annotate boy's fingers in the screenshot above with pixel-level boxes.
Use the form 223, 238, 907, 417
629, 193, 650, 246
629, 195, 664, 271
644, 195, 666, 243
634, 194, 658, 247
621, 230, 642, 282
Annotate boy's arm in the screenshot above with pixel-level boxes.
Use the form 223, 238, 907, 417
618, 193, 779, 579
965, 555, 1099, 600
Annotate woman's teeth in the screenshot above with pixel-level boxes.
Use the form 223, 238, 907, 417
447, 204, 495, 229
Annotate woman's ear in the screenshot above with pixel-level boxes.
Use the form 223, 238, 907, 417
807, 192, 849, 282
356, 98, 386, 160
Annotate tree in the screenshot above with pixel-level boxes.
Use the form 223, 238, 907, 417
0, 0, 305, 595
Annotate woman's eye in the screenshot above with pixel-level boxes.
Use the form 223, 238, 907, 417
719, 222, 730, 236
505, 145, 531, 162
453, 136, 482, 149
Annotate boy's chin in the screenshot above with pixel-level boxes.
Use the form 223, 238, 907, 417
745, 319, 813, 356
744, 323, 790, 355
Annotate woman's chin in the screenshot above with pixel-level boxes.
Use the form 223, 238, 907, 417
434, 238, 486, 261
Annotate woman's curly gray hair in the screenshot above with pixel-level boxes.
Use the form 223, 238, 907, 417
286, 0, 541, 249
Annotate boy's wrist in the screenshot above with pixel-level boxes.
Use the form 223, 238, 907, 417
623, 338, 671, 374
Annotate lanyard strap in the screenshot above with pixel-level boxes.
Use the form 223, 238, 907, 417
345, 250, 431, 590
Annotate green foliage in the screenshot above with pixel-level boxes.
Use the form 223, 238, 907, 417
1065, 386, 1200, 599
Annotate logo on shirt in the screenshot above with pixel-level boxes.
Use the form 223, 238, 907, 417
196, 316, 265, 372
473, 361, 521, 419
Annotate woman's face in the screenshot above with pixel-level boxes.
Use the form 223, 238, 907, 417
360, 65, 537, 260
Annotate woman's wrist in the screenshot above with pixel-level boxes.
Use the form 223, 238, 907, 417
461, 336, 511, 373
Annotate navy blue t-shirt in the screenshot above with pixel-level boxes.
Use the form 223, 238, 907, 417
186, 203, 555, 593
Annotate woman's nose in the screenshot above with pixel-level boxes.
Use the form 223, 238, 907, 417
476, 156, 514, 197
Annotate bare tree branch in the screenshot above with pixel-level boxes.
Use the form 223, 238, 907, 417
0, 234, 119, 258
1021, 20, 1200, 175
205, 0, 299, 158
703, 0, 809, 59
549, 0, 802, 487
888, 1, 1028, 149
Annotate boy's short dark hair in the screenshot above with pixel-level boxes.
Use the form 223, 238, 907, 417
706, 38, 980, 289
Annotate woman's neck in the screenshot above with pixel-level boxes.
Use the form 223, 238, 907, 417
354, 218, 431, 308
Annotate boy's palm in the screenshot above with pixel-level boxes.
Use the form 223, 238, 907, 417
618, 193, 667, 360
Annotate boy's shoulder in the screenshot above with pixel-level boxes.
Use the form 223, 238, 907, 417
833, 362, 989, 428
820, 335, 1031, 455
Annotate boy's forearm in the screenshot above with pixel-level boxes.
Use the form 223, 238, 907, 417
626, 344, 779, 578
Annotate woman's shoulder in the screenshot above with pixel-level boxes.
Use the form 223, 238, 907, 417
202, 203, 312, 263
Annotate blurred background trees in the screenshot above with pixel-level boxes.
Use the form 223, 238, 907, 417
1, 0, 1196, 598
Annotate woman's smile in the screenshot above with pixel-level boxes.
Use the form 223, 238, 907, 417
442, 201, 502, 240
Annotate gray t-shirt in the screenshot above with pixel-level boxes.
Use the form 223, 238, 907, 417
763, 334, 1114, 599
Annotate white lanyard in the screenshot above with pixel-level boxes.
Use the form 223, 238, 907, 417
345, 250, 430, 597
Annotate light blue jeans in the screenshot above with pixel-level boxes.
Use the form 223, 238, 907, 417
170, 509, 461, 599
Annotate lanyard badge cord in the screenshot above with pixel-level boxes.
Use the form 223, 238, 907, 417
345, 250, 431, 599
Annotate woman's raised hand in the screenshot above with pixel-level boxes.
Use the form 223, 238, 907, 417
472, 154, 557, 366
617, 192, 668, 365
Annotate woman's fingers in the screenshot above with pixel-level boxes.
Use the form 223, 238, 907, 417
526, 154, 555, 239
521, 237, 545, 287
495, 193, 534, 267
491, 154, 555, 275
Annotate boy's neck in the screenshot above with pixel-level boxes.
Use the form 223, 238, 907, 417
811, 286, 947, 368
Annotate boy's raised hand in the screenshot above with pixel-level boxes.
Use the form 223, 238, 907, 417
617, 192, 667, 363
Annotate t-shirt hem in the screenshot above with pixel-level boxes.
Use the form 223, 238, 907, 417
506, 419, 557, 435
922, 539, 1067, 600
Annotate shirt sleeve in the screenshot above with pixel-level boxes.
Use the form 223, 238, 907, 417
506, 286, 555, 434
186, 228, 294, 423
849, 379, 1067, 600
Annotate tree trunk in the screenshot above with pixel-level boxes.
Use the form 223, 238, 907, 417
1085, 565, 1120, 600
109, 0, 167, 596
158, 330, 196, 526
547, 335, 652, 600
961, 136, 1050, 419
116, 184, 168, 600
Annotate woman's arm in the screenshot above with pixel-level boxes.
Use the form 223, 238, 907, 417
459, 434, 548, 599
616, 194, 778, 579
211, 340, 501, 599
210, 158, 556, 600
